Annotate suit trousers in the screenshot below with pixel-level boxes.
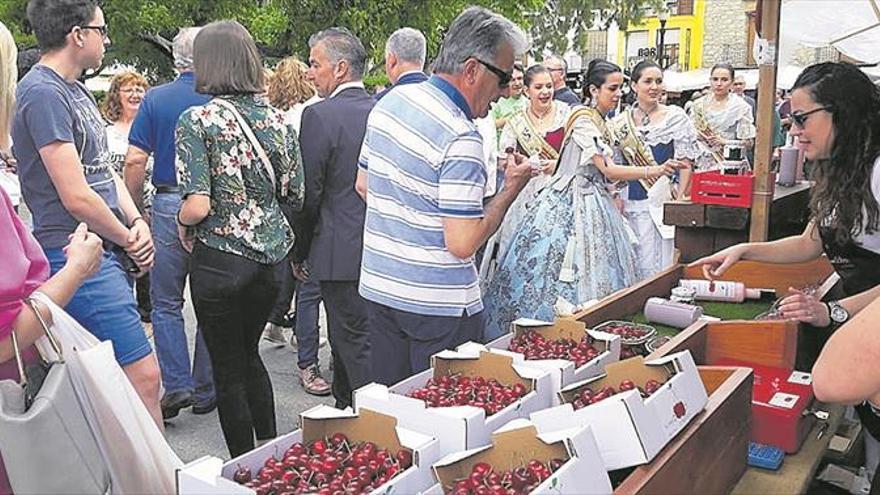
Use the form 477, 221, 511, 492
190, 242, 278, 457
319, 281, 371, 408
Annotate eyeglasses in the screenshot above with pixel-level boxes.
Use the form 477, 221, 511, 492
472, 58, 512, 89
791, 106, 831, 129
79, 25, 108, 39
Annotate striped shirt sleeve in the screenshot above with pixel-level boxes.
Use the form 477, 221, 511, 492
358, 123, 372, 171
437, 131, 486, 218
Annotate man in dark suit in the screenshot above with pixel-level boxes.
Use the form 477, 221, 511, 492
375, 27, 428, 101
294, 27, 375, 408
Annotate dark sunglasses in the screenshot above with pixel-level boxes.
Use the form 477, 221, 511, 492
791, 106, 831, 129
472, 58, 512, 88
79, 25, 108, 37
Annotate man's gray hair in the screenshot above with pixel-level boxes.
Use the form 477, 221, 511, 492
544, 54, 567, 72
385, 27, 426, 67
308, 27, 367, 79
173, 27, 201, 70
433, 6, 529, 75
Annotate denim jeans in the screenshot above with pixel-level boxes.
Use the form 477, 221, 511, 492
190, 242, 278, 457
44, 249, 152, 366
151, 192, 214, 403
294, 276, 322, 369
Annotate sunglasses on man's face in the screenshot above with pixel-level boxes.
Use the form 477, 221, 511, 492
791, 106, 832, 129
472, 58, 512, 89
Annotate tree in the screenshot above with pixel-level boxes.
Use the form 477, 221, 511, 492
528, 0, 662, 58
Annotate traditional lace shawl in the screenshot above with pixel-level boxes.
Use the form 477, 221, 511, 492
699, 93, 756, 142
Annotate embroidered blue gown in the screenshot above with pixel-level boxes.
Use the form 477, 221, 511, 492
483, 110, 640, 341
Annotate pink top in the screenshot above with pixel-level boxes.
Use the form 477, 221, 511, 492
0, 187, 49, 339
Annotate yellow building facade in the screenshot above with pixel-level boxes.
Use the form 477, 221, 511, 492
615, 0, 707, 72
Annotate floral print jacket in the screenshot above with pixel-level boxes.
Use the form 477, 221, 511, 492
176, 94, 304, 264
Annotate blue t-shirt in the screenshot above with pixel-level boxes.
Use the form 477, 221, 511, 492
128, 72, 210, 187
12, 65, 121, 249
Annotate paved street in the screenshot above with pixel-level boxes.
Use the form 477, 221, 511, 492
163, 293, 334, 463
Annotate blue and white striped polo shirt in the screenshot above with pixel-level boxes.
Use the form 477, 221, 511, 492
358, 76, 487, 317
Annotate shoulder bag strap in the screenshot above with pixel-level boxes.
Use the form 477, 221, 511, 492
213, 99, 276, 188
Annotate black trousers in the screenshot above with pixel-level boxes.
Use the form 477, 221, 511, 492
190, 243, 278, 457
267, 256, 296, 325
319, 280, 371, 408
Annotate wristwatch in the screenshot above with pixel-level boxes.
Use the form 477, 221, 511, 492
826, 301, 850, 325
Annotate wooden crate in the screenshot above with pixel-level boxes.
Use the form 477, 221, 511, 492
615, 366, 754, 494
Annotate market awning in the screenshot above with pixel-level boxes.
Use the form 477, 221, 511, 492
780, 0, 880, 64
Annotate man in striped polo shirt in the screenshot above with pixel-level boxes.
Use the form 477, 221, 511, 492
355, 6, 536, 385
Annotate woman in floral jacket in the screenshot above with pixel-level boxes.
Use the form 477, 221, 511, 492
175, 20, 304, 457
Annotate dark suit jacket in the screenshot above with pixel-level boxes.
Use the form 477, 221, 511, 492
293, 86, 375, 281
374, 71, 429, 101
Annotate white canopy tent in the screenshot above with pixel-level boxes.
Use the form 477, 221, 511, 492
780, 0, 880, 64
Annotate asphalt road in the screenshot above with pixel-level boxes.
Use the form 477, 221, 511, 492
163, 293, 334, 463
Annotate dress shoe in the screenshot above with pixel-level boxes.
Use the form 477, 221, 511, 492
192, 398, 217, 415
161, 390, 193, 419
263, 323, 286, 345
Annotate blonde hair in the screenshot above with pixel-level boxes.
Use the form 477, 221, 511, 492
0, 22, 17, 150
101, 70, 149, 123
267, 57, 315, 111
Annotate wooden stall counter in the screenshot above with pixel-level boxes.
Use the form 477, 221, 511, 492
666, 181, 812, 263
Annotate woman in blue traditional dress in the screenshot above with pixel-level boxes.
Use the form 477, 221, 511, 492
483, 60, 678, 341
611, 59, 699, 279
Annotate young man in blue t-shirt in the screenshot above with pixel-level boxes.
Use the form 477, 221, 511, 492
13, 0, 162, 425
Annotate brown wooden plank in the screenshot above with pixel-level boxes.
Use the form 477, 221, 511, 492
680, 258, 836, 296
575, 265, 683, 327
705, 205, 750, 230
617, 367, 754, 494
664, 201, 706, 228
646, 320, 709, 364
705, 320, 799, 369
674, 228, 719, 263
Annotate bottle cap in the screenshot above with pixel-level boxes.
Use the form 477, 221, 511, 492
745, 288, 761, 299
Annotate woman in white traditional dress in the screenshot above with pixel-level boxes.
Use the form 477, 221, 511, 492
611, 59, 698, 279
495, 64, 571, 255
483, 60, 669, 341
691, 63, 756, 169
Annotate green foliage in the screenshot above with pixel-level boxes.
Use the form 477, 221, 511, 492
0, 0, 659, 82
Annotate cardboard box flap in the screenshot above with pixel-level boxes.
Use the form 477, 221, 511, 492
302, 407, 405, 453
512, 316, 588, 341
559, 356, 671, 403
433, 350, 532, 390
433, 422, 569, 491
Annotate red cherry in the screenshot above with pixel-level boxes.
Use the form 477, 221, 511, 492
549, 458, 565, 472
396, 449, 413, 469
311, 439, 328, 455
232, 464, 252, 484
329, 432, 348, 448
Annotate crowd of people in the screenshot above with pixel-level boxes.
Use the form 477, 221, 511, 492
3, 0, 880, 487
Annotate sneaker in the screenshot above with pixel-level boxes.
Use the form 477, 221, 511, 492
161, 390, 193, 419
263, 323, 286, 345
299, 365, 331, 396
279, 310, 296, 329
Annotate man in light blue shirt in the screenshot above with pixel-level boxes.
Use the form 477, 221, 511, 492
355, 6, 535, 385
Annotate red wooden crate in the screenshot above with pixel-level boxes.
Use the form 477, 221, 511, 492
691, 170, 755, 208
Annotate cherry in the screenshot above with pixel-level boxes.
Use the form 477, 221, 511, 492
396, 449, 413, 469
329, 432, 348, 448
548, 458, 565, 472
232, 464, 252, 484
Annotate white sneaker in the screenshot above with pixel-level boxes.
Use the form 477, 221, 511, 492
262, 323, 286, 345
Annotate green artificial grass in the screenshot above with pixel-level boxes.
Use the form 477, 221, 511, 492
623, 295, 778, 338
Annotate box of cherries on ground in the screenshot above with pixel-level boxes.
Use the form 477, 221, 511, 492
483, 317, 621, 397
176, 406, 441, 495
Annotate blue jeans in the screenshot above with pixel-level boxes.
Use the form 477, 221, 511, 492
151, 192, 214, 403
294, 277, 321, 369
44, 249, 152, 366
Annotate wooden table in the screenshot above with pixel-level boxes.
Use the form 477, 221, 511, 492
665, 181, 812, 263
733, 403, 845, 494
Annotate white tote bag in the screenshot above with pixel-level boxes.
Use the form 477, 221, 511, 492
30, 292, 182, 494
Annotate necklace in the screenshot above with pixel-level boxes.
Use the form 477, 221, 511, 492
636, 103, 658, 126
529, 105, 554, 129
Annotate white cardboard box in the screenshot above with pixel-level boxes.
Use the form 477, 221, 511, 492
481, 317, 621, 401
425, 418, 612, 495
176, 405, 441, 495
529, 351, 708, 471
353, 348, 555, 454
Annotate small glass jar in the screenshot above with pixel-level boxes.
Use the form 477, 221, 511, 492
670, 286, 696, 305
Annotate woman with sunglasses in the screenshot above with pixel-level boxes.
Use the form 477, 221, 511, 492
691, 63, 756, 169
691, 63, 880, 464
483, 59, 642, 340
495, 64, 571, 255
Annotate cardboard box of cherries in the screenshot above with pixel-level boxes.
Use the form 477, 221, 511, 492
484, 317, 621, 396
175, 406, 441, 495
424, 419, 612, 495
353, 347, 555, 454
529, 351, 708, 470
